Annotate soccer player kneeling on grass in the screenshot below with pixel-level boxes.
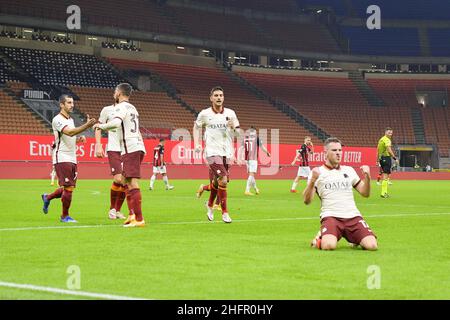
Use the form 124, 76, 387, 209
303, 137, 378, 251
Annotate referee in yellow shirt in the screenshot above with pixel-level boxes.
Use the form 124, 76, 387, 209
377, 127, 398, 198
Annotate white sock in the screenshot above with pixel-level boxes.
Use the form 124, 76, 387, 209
150, 175, 156, 188
246, 176, 252, 192
291, 181, 298, 190
163, 176, 169, 187
251, 176, 257, 189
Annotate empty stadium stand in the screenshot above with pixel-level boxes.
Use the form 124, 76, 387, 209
0, 58, 21, 83
0, 47, 126, 88
428, 29, 450, 57
0, 86, 50, 135
191, 0, 299, 13
341, 26, 421, 56
236, 69, 420, 148
0, 0, 181, 35
69, 85, 196, 137
108, 58, 316, 145
367, 77, 450, 156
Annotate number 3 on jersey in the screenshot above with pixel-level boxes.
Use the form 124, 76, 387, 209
130, 113, 139, 133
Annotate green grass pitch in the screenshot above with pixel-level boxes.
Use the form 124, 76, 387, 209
0, 179, 449, 299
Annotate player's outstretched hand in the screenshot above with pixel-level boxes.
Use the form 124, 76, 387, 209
360, 165, 371, 176
86, 114, 96, 127
95, 143, 105, 158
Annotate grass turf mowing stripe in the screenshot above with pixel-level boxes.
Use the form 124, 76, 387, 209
0, 281, 149, 300
0, 212, 448, 232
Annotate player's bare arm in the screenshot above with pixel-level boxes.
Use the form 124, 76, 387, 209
303, 167, 320, 205
62, 114, 96, 137
193, 123, 202, 153
93, 117, 121, 131
387, 146, 399, 164
94, 126, 105, 158
261, 144, 271, 157
291, 154, 299, 166
354, 165, 371, 198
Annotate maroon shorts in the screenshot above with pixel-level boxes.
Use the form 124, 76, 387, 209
107, 151, 123, 176
320, 216, 377, 245
206, 156, 230, 180
55, 162, 78, 187
122, 151, 144, 179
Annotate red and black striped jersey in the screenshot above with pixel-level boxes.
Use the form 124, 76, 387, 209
298, 143, 312, 166
244, 134, 261, 161
153, 144, 164, 166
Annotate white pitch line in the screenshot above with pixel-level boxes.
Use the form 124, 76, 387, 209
0, 281, 148, 300
0, 212, 449, 232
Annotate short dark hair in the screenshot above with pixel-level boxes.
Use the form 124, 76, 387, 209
385, 127, 393, 132
210, 86, 224, 96
116, 83, 133, 97
159, 138, 165, 142
59, 94, 72, 104
324, 137, 342, 147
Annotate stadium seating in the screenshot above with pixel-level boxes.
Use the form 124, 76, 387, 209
0, 87, 50, 135
428, 29, 450, 57
1, 47, 126, 88
350, 0, 450, 20
298, 0, 348, 16
108, 58, 315, 145
0, 0, 181, 35
237, 71, 419, 147
368, 78, 450, 157
253, 19, 341, 53
69, 86, 196, 136
0, 58, 21, 83
341, 26, 421, 56
191, 0, 299, 13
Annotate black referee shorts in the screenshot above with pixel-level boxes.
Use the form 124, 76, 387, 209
379, 156, 392, 174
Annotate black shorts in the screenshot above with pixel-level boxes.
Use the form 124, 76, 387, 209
379, 156, 392, 174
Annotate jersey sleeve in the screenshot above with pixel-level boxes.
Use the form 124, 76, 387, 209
348, 167, 361, 187
52, 117, 68, 133
98, 107, 108, 124
230, 110, 240, 128
195, 110, 206, 128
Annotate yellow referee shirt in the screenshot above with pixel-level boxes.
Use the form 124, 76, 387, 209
377, 135, 392, 159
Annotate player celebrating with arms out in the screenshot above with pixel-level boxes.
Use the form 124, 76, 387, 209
149, 138, 174, 191
303, 137, 378, 251
290, 136, 314, 193
193, 86, 240, 223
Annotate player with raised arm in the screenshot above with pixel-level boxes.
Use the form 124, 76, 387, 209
94, 83, 147, 227
193, 86, 240, 223
240, 126, 270, 196
41, 95, 96, 222
149, 139, 174, 191
95, 102, 127, 220
303, 137, 378, 251
291, 136, 314, 193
